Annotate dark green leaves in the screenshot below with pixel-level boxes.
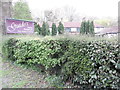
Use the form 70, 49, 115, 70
3, 38, 120, 89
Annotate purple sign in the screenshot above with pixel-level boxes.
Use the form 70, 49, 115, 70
6, 19, 34, 33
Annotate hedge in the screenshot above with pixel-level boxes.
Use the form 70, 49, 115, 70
2, 38, 120, 89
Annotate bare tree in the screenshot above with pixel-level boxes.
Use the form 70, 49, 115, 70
44, 9, 62, 23
37, 6, 81, 23
44, 10, 54, 22
63, 6, 77, 22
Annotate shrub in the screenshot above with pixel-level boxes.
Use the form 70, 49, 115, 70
60, 41, 120, 89
2, 38, 19, 61
13, 39, 70, 70
52, 23, 57, 36
58, 22, 64, 34
41, 22, 50, 36
80, 20, 94, 35
3, 38, 120, 89
34, 22, 42, 35
45, 75, 64, 88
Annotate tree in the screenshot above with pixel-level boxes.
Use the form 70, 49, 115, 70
95, 17, 117, 27
41, 22, 50, 36
34, 22, 42, 35
80, 21, 85, 34
44, 9, 61, 22
13, 0, 32, 20
58, 22, 64, 34
86, 20, 90, 34
80, 20, 94, 35
46, 22, 50, 35
41, 6, 79, 23
44, 10, 54, 22
41, 22, 46, 36
89, 21, 94, 34
63, 6, 77, 22
52, 23, 57, 36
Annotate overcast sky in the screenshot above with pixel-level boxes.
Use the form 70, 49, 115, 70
13, 0, 119, 18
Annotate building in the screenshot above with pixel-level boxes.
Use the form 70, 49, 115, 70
94, 24, 104, 34
95, 26, 119, 38
39, 22, 104, 35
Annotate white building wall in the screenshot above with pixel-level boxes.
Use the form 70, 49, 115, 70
49, 28, 52, 35
71, 28, 77, 32
94, 27, 104, 34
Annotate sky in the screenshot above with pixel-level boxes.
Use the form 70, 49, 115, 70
13, 0, 119, 18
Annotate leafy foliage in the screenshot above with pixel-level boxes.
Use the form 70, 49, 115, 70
12, 0, 32, 20
52, 23, 57, 36
80, 21, 86, 34
45, 75, 64, 88
12, 39, 69, 70
3, 38, 120, 89
41, 22, 50, 36
61, 41, 120, 89
2, 38, 19, 61
34, 22, 42, 35
80, 20, 94, 35
58, 22, 64, 34
89, 21, 94, 34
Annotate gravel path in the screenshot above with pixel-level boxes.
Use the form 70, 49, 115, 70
1, 60, 50, 88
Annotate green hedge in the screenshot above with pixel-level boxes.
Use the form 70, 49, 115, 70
2, 38, 120, 89
60, 41, 120, 89
2, 38, 19, 61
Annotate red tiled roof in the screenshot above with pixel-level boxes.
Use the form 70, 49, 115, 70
39, 22, 58, 27
38, 22, 103, 28
64, 22, 81, 28
39, 22, 81, 28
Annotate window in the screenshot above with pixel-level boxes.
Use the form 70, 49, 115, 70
65, 28, 71, 32
77, 28, 80, 32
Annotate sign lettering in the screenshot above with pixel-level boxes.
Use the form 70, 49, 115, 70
6, 19, 34, 33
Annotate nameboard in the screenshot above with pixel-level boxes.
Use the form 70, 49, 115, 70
6, 19, 34, 33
